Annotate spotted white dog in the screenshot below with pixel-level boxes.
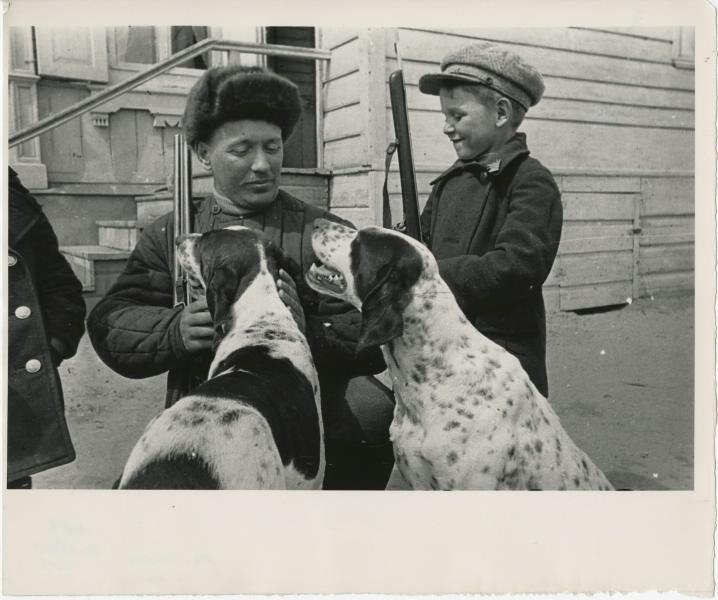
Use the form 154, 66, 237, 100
306, 218, 613, 491
119, 226, 324, 489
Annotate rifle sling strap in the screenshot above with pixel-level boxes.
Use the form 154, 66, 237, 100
382, 141, 399, 230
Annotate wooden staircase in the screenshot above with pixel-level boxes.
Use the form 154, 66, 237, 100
60, 170, 330, 303
61, 216, 148, 302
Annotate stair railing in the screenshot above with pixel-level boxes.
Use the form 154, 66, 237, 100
9, 38, 331, 156
11, 37, 331, 308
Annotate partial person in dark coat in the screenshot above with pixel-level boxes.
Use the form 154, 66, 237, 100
418, 43, 563, 397
8, 167, 86, 488
87, 66, 393, 489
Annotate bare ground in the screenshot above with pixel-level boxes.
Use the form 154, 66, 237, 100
33, 294, 695, 490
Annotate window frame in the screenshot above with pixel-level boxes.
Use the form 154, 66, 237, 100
108, 26, 224, 75
671, 27, 695, 70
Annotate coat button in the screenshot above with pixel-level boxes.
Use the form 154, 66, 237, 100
15, 306, 32, 319
25, 359, 42, 373
8, 255, 17, 267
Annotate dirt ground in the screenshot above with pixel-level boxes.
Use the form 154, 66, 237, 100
33, 294, 695, 490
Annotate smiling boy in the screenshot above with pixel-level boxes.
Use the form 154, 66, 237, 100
418, 42, 563, 397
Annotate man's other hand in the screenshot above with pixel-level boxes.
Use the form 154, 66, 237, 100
179, 297, 214, 353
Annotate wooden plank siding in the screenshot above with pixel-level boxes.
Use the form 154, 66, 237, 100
547, 184, 638, 310
637, 176, 694, 297
364, 27, 694, 310
319, 31, 367, 225
321, 33, 363, 171
320, 29, 389, 227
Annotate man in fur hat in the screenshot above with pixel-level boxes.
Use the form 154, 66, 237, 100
88, 66, 393, 489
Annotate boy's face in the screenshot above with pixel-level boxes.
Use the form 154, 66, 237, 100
439, 86, 505, 161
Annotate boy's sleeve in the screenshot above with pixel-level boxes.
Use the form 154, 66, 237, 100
87, 217, 189, 379
436, 165, 562, 314
419, 187, 436, 245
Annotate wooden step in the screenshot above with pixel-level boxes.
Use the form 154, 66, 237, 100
97, 220, 139, 251
60, 245, 130, 295
96, 219, 154, 251
134, 191, 174, 223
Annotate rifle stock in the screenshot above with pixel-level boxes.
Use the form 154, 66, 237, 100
388, 70, 422, 242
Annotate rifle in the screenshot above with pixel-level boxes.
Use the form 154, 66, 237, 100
172, 133, 194, 307
167, 134, 196, 406
384, 42, 423, 242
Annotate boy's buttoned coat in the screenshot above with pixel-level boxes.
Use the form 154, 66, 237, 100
420, 133, 562, 396
8, 169, 86, 482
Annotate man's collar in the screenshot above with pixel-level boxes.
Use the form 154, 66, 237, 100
211, 187, 280, 218
430, 132, 530, 185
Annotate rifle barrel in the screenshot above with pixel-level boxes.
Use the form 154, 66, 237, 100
181, 140, 192, 239
388, 70, 422, 242
180, 137, 193, 306
172, 135, 183, 307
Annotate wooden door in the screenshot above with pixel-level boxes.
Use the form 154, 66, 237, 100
266, 27, 317, 169
543, 177, 641, 311
36, 81, 89, 182
35, 27, 109, 82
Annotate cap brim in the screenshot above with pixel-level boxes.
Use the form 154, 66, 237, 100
418, 72, 485, 95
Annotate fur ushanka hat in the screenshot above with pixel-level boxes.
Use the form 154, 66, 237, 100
183, 65, 302, 146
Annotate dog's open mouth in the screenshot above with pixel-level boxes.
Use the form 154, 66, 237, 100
306, 258, 347, 293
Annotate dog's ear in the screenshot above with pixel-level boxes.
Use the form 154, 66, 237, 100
356, 250, 423, 352
356, 269, 404, 352
205, 265, 236, 326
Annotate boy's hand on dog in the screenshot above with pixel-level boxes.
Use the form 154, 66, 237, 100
278, 269, 306, 334
180, 298, 214, 353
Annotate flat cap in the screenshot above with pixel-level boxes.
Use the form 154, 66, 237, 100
418, 42, 545, 109
183, 65, 302, 146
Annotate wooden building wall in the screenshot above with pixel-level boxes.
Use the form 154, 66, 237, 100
320, 29, 388, 227
370, 27, 694, 309
12, 26, 331, 247
12, 26, 695, 308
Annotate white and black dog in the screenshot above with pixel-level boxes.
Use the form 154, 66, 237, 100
306, 219, 613, 491
119, 226, 324, 489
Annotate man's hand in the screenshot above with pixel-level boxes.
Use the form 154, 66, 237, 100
277, 269, 306, 334
179, 297, 214, 353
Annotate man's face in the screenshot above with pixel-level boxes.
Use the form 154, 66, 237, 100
439, 86, 503, 161
198, 120, 283, 212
